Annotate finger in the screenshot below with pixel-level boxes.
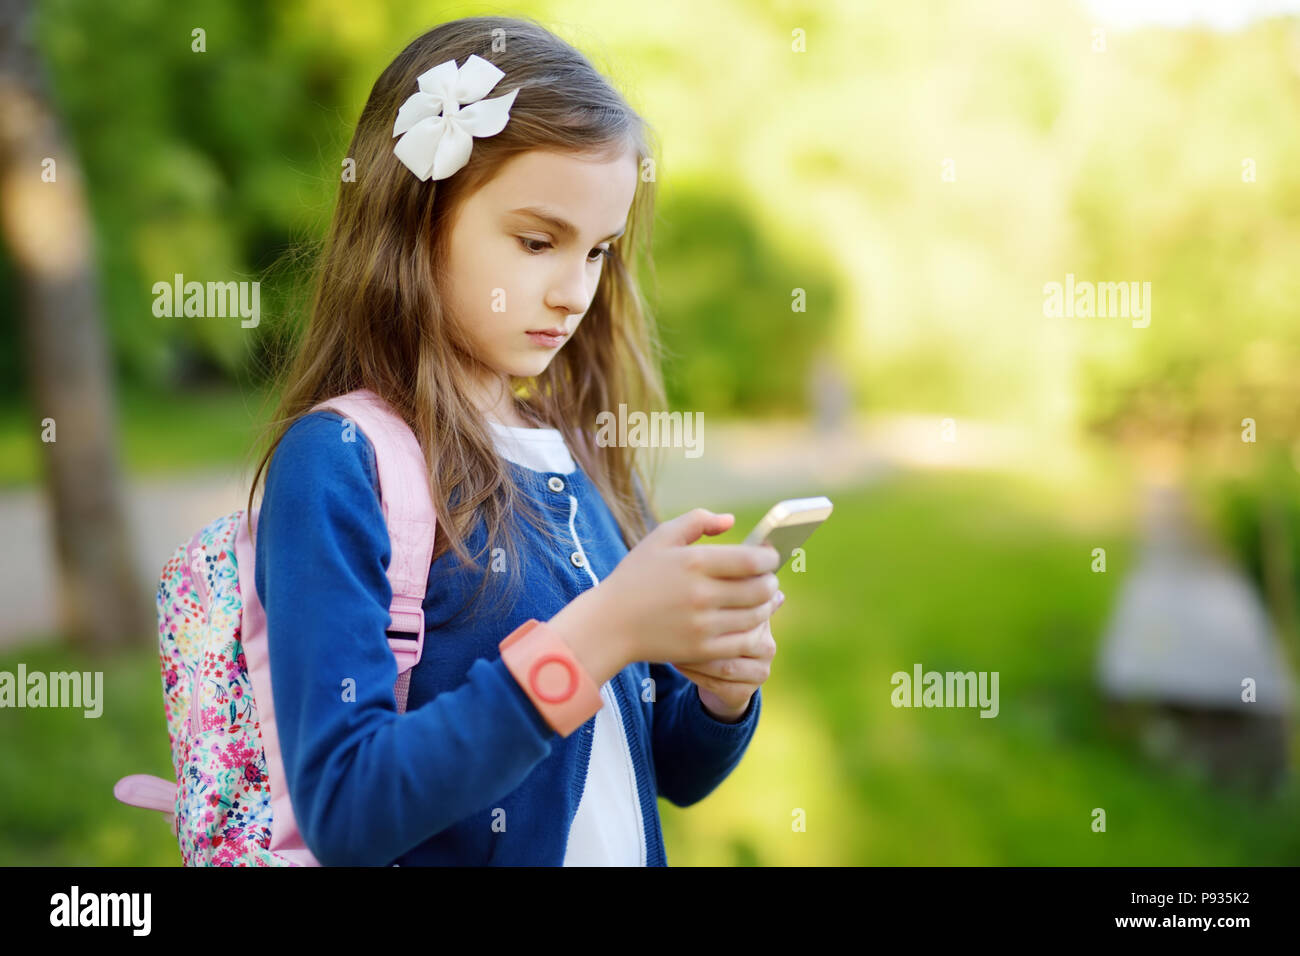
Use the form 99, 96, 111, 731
675, 664, 741, 691
677, 666, 763, 703
706, 571, 780, 610
687, 543, 780, 579
723, 621, 777, 662
676, 657, 769, 683
661, 509, 735, 546
702, 589, 781, 633
701, 619, 777, 660
714, 625, 777, 667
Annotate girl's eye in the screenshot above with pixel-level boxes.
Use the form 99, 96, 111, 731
518, 236, 613, 264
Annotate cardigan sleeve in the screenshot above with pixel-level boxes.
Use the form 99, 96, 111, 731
648, 661, 761, 807
254, 411, 559, 866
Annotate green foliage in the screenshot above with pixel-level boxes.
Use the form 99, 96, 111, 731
30, 0, 352, 389
649, 185, 838, 415
6, 0, 1296, 430
1063, 24, 1300, 443
1201, 449, 1300, 633
17, 0, 848, 408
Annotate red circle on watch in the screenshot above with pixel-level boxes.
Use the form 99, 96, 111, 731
529, 653, 578, 703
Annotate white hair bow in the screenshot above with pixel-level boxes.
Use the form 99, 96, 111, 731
392, 54, 519, 182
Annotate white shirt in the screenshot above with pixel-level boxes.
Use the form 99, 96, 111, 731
485, 420, 646, 866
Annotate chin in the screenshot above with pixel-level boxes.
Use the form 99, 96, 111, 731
523, 353, 561, 373
499, 360, 550, 380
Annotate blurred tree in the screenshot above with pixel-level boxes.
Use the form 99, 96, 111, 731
0, 1, 152, 648
650, 185, 838, 416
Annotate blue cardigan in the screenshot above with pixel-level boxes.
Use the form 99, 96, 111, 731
253, 411, 761, 865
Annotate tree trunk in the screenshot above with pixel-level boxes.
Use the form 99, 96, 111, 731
0, 2, 153, 651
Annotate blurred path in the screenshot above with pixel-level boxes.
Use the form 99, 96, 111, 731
1096, 480, 1295, 791
0, 414, 920, 649
0, 467, 251, 649
1097, 481, 1295, 713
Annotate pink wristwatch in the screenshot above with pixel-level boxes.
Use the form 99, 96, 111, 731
499, 618, 603, 737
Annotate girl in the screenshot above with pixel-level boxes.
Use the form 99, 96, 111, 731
245, 15, 784, 866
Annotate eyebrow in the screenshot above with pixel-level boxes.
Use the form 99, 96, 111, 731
507, 206, 627, 244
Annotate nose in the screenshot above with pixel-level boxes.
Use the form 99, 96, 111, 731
544, 256, 596, 320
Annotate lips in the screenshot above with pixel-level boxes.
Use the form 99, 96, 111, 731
527, 327, 568, 337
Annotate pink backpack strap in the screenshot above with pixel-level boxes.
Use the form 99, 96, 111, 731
308, 388, 436, 713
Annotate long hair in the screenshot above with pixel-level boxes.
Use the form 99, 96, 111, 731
245, 15, 666, 618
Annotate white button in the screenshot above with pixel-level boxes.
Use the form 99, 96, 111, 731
548, 476, 565, 492
570, 551, 585, 568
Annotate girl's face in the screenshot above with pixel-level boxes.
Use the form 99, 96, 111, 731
442, 146, 639, 418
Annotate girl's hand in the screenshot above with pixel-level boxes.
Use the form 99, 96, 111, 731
549, 509, 781, 684
607, 508, 780, 666
672, 594, 782, 722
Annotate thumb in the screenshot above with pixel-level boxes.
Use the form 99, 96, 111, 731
663, 508, 735, 546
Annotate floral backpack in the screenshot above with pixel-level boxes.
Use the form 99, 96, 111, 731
112, 389, 436, 865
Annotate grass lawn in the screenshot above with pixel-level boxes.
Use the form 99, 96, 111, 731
659, 467, 1300, 866
3, 465, 1297, 865
0, 637, 179, 865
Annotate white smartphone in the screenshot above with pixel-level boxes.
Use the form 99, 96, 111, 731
742, 496, 834, 572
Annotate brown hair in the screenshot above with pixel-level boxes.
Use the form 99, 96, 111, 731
245, 15, 666, 617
